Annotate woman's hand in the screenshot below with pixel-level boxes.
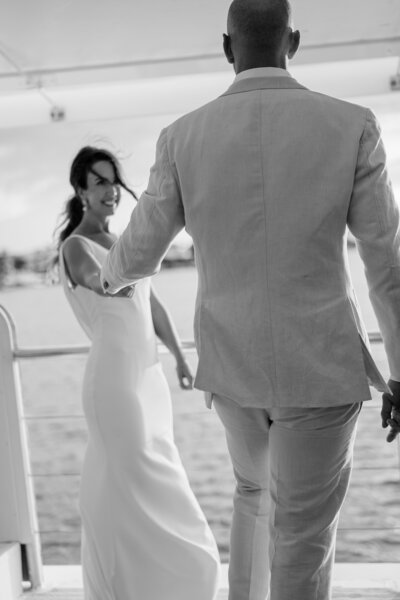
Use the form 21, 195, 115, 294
149, 286, 194, 390
176, 357, 194, 390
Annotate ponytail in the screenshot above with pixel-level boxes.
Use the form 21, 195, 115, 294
53, 194, 84, 264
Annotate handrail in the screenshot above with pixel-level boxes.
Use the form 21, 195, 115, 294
11, 335, 384, 360
1, 300, 384, 359
13, 339, 196, 359
33, 525, 400, 534
0, 305, 43, 588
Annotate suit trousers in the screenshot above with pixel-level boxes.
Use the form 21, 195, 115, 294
212, 394, 362, 600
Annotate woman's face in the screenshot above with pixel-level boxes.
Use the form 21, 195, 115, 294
82, 160, 120, 217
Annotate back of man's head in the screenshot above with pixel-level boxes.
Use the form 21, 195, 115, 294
227, 0, 291, 53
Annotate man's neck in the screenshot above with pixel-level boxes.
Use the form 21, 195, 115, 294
235, 55, 287, 74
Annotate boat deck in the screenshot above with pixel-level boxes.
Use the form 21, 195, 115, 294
21, 564, 400, 600
21, 587, 400, 599
19, 592, 400, 600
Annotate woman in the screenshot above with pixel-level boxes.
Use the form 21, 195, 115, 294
55, 147, 220, 600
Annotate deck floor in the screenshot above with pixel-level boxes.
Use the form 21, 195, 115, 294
21, 589, 400, 599
21, 563, 400, 599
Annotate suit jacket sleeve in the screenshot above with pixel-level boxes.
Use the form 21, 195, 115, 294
101, 127, 185, 292
347, 108, 400, 380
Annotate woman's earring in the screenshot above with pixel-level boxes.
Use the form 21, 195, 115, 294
80, 195, 88, 212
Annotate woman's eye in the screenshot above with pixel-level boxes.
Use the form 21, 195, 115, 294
96, 179, 117, 187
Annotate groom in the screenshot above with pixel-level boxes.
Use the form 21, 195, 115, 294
101, 0, 400, 598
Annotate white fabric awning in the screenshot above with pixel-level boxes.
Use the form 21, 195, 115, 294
1, 0, 399, 88
0, 0, 399, 127
0, 0, 400, 90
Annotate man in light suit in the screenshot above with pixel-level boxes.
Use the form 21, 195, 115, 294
102, 0, 400, 597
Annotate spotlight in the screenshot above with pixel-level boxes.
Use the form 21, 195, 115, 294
50, 106, 66, 122
390, 73, 400, 91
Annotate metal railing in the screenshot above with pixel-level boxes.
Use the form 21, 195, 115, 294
0, 304, 202, 588
1, 303, 399, 588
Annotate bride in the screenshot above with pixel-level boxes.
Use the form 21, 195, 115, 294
55, 146, 220, 599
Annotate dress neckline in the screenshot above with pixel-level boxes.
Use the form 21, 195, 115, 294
68, 233, 110, 251
60, 234, 109, 290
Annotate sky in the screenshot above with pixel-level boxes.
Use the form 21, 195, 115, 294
0, 111, 190, 255
1, 84, 400, 256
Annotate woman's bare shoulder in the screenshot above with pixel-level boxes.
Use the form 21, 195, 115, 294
61, 234, 94, 264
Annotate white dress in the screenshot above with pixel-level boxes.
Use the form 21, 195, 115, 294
60, 234, 220, 600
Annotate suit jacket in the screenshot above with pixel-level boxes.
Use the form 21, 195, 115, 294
102, 70, 400, 408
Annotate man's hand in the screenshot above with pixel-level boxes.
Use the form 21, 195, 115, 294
381, 379, 400, 443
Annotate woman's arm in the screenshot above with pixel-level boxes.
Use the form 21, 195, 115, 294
150, 285, 193, 389
62, 237, 133, 297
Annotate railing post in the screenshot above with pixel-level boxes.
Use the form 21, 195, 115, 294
398, 437, 400, 477
0, 305, 43, 588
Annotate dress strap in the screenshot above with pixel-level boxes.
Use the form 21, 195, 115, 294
64, 234, 109, 253
63, 233, 95, 249
60, 235, 97, 289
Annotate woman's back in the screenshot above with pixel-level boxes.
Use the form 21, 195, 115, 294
59, 234, 158, 372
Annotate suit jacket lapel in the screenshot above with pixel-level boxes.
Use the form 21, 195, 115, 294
221, 76, 308, 97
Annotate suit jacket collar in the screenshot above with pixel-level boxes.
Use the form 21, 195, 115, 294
221, 75, 308, 97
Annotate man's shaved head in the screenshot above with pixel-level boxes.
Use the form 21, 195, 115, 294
227, 0, 292, 53
223, 0, 298, 72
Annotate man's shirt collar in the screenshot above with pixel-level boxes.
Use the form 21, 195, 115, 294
234, 67, 291, 83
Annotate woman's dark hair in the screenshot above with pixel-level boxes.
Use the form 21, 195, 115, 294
54, 146, 137, 254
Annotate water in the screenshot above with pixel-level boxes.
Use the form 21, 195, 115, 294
1, 255, 399, 565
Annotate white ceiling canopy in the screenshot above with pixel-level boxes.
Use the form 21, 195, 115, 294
0, 0, 399, 126
1, 0, 399, 87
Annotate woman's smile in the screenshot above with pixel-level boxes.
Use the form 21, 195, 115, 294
102, 199, 117, 207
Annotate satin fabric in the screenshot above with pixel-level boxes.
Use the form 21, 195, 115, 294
60, 234, 220, 600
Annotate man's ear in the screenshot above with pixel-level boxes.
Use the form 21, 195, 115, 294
223, 33, 235, 64
288, 29, 300, 60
